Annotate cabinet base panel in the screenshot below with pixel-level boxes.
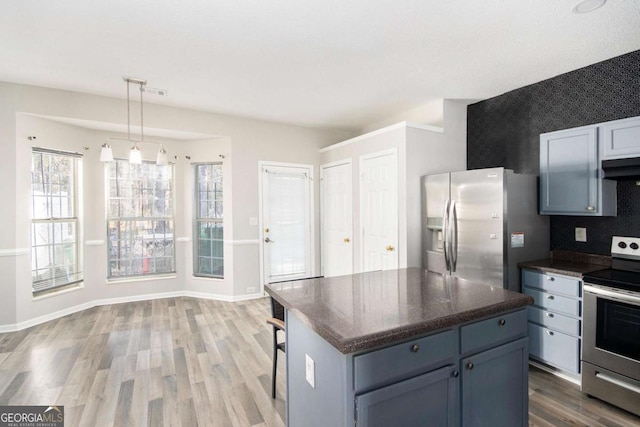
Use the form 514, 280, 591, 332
529, 360, 581, 386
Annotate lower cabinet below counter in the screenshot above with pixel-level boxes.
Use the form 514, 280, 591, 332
522, 268, 582, 377
286, 309, 529, 427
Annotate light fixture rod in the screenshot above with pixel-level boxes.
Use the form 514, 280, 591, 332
140, 81, 144, 143
126, 80, 131, 141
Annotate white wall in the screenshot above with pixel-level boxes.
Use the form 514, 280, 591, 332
0, 81, 354, 329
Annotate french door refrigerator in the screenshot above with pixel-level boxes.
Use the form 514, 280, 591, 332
422, 167, 549, 292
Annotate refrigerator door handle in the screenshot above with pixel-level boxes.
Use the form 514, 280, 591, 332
442, 199, 450, 272
450, 200, 458, 272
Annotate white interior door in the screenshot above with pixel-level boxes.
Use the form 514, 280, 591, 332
260, 163, 313, 284
360, 149, 398, 272
321, 160, 353, 277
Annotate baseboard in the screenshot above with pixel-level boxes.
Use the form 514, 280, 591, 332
0, 291, 267, 333
529, 360, 582, 386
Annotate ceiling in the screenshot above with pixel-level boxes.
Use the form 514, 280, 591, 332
1, 0, 639, 131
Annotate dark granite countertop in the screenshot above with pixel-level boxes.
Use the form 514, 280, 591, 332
265, 268, 533, 354
518, 250, 610, 277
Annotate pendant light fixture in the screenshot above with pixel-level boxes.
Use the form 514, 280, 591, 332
100, 141, 114, 162
126, 77, 146, 164
100, 77, 169, 165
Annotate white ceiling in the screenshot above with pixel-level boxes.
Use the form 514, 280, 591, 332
1, 0, 639, 131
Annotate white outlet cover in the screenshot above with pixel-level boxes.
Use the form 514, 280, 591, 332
575, 227, 587, 242
305, 354, 315, 388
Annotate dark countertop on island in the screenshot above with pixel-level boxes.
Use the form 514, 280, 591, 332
518, 250, 610, 277
265, 268, 533, 354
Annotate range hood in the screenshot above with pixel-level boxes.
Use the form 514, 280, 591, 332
602, 158, 640, 180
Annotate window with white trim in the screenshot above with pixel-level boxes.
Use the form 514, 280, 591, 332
107, 159, 175, 278
30, 149, 82, 294
194, 163, 223, 277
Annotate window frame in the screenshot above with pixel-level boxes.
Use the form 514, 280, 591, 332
106, 159, 176, 280
193, 162, 224, 278
30, 148, 83, 295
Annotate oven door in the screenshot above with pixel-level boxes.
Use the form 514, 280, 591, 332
583, 284, 640, 380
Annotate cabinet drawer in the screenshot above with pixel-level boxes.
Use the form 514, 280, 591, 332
522, 270, 581, 297
460, 310, 527, 355
528, 323, 580, 374
528, 306, 580, 336
523, 287, 580, 317
353, 330, 455, 392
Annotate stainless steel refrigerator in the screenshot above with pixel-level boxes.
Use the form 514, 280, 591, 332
422, 167, 549, 292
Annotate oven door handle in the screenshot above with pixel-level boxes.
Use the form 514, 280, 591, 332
584, 284, 640, 306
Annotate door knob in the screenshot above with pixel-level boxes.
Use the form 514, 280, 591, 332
344, 237, 350, 243
386, 245, 394, 251
264, 237, 274, 243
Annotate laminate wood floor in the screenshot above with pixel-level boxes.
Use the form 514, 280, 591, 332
0, 296, 638, 427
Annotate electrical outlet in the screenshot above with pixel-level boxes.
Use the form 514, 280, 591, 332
575, 227, 587, 242
305, 354, 315, 388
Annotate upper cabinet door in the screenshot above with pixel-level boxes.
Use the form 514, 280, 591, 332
540, 126, 603, 215
600, 116, 640, 160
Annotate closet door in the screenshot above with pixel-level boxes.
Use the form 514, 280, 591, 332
321, 160, 353, 277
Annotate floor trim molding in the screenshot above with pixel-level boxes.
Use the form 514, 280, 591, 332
0, 290, 267, 333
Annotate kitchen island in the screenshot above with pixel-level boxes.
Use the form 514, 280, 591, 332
265, 268, 534, 427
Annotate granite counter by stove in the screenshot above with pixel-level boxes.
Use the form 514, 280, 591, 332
266, 268, 532, 426
265, 267, 533, 354
518, 250, 610, 278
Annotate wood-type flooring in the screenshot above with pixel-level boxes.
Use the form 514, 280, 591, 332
0, 296, 638, 426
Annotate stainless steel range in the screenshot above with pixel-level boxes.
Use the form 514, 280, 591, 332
582, 236, 640, 416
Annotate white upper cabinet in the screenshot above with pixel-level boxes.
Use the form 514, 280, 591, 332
540, 125, 616, 216
600, 116, 640, 160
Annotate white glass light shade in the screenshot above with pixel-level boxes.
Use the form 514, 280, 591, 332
156, 147, 168, 166
129, 145, 142, 164
100, 142, 114, 162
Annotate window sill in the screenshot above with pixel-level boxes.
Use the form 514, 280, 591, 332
192, 275, 225, 281
107, 274, 178, 285
32, 282, 85, 301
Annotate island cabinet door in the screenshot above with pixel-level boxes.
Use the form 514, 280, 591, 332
461, 338, 528, 427
354, 365, 458, 427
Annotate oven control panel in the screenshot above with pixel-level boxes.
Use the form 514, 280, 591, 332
611, 236, 640, 259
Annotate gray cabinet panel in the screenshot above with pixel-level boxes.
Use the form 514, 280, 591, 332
540, 125, 616, 216
461, 338, 528, 427
522, 270, 581, 297
529, 323, 580, 373
523, 287, 580, 316
460, 309, 527, 355
528, 306, 580, 336
353, 330, 455, 392
601, 116, 640, 160
355, 365, 458, 427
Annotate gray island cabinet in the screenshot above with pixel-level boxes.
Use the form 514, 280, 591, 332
266, 268, 533, 427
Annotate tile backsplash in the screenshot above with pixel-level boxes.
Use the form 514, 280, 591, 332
467, 50, 640, 255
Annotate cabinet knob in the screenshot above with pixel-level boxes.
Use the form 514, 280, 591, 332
466, 362, 474, 370
411, 344, 420, 353
498, 319, 506, 326
452, 370, 459, 378
546, 312, 554, 318
546, 330, 554, 336
546, 276, 555, 281
546, 295, 555, 300
586, 206, 595, 211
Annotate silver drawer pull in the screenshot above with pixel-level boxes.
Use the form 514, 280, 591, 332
546, 295, 555, 300
411, 344, 420, 353
546, 277, 555, 281
545, 330, 554, 336
545, 313, 554, 318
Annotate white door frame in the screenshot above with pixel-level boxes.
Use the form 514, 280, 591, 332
320, 158, 353, 277
359, 148, 398, 273
258, 161, 315, 291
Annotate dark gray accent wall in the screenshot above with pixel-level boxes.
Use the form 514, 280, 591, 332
467, 50, 640, 255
